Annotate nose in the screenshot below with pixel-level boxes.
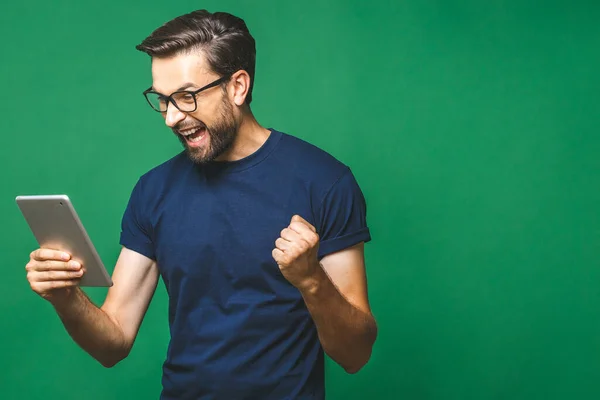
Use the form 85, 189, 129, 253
164, 102, 186, 128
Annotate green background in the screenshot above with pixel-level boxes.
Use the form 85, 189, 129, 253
1, 0, 599, 399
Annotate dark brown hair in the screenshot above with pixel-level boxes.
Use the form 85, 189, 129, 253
136, 10, 257, 105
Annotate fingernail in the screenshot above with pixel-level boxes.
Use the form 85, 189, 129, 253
69, 261, 80, 268
62, 253, 70, 260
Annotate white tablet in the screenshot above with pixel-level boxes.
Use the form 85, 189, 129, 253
16, 195, 113, 287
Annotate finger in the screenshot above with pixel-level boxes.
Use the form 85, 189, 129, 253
30, 269, 84, 282
31, 249, 71, 262
283, 226, 314, 251
272, 248, 287, 266
291, 215, 316, 232
280, 227, 302, 242
275, 238, 291, 251
289, 222, 319, 248
27, 260, 81, 272
289, 221, 317, 237
32, 280, 81, 292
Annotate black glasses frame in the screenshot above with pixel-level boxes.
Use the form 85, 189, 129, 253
142, 75, 230, 113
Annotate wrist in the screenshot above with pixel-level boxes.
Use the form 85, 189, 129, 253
297, 262, 326, 296
51, 288, 83, 318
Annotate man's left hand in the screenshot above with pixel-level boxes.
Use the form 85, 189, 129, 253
272, 215, 321, 290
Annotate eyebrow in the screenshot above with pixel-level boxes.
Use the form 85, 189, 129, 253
151, 82, 199, 94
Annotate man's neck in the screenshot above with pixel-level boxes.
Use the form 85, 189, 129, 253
216, 113, 271, 162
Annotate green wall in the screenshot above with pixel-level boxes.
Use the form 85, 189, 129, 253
2, 1, 599, 398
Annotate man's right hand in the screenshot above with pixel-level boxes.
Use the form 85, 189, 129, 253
25, 248, 84, 304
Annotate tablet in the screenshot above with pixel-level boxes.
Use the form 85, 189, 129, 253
16, 195, 113, 287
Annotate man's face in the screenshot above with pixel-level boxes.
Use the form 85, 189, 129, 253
150, 52, 238, 164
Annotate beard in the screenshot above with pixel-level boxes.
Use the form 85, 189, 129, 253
174, 95, 238, 165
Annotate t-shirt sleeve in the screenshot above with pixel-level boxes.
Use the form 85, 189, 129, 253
119, 177, 156, 260
316, 167, 371, 259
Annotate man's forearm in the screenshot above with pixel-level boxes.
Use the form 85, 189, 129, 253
52, 288, 129, 367
299, 264, 377, 373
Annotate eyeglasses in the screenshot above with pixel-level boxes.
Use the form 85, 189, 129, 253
142, 76, 230, 113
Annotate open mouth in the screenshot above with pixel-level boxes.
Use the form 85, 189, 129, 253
179, 126, 208, 147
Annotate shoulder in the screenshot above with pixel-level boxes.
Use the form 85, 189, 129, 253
274, 130, 351, 185
267, 130, 368, 228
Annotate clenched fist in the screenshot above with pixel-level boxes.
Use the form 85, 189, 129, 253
272, 215, 320, 290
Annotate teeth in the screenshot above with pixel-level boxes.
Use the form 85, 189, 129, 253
180, 126, 203, 136
188, 133, 205, 143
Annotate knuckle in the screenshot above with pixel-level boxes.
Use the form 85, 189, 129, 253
309, 232, 318, 243
38, 249, 48, 259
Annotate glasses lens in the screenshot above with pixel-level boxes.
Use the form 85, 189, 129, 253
145, 92, 167, 112
172, 92, 197, 112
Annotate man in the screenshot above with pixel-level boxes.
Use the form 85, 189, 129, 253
24, 9, 377, 399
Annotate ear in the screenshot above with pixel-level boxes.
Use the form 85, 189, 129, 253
229, 70, 251, 106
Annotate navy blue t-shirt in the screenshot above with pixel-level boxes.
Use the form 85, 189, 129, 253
120, 129, 371, 399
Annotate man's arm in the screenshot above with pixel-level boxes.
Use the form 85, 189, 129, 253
26, 247, 159, 367
299, 242, 377, 373
273, 216, 377, 374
